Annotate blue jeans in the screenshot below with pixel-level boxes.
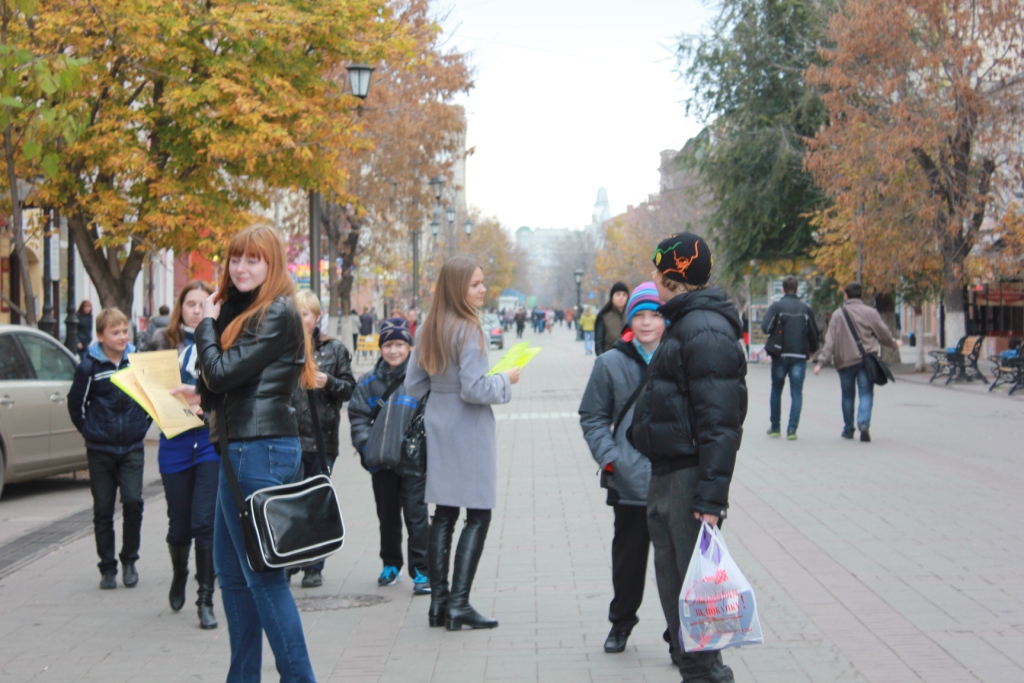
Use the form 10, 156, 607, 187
214, 437, 315, 683
584, 331, 595, 354
837, 363, 873, 432
769, 357, 806, 433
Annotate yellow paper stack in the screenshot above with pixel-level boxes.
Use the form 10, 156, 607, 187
487, 342, 542, 376
111, 350, 205, 439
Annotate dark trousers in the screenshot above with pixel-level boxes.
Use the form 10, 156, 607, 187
296, 451, 336, 573
769, 357, 807, 433
648, 468, 735, 682
161, 460, 219, 549
87, 448, 145, 574
609, 504, 651, 629
370, 469, 429, 577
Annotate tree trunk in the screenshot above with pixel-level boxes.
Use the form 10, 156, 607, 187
66, 210, 143, 315
941, 259, 966, 346
912, 302, 926, 372
3, 125, 37, 325
874, 291, 901, 365
337, 215, 362, 317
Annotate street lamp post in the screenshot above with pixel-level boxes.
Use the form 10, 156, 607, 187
39, 209, 56, 337
464, 219, 473, 239
64, 213, 79, 353
446, 205, 456, 260
574, 268, 584, 341
310, 64, 374, 301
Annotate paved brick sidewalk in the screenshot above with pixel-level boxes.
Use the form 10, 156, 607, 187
1, 323, 1022, 682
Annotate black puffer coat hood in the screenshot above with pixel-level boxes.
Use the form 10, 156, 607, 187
628, 286, 747, 518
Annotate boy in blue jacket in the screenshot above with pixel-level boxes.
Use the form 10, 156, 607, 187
67, 308, 153, 590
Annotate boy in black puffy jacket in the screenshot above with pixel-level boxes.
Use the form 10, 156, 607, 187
629, 233, 747, 683
348, 318, 430, 595
67, 308, 153, 590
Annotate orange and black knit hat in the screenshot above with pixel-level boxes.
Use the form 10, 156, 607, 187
652, 233, 713, 286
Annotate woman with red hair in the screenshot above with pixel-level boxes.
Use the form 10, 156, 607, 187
194, 224, 318, 682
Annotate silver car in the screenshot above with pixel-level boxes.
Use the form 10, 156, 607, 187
0, 325, 86, 500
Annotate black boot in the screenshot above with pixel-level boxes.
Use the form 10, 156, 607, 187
428, 513, 456, 627
445, 515, 497, 631
168, 544, 190, 611
195, 546, 218, 630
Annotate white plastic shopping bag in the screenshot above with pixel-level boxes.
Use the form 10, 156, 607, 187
679, 521, 763, 652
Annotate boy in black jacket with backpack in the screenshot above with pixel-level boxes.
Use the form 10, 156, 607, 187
348, 318, 430, 595
67, 308, 153, 590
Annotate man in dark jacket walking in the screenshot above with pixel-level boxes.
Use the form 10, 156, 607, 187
594, 281, 629, 356
629, 233, 746, 682
761, 276, 819, 439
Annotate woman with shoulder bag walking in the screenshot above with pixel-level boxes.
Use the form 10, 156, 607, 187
191, 224, 319, 682
150, 280, 220, 629
406, 256, 520, 631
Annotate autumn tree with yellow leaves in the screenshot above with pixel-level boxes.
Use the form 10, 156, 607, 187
806, 0, 1024, 343
8, 0, 416, 313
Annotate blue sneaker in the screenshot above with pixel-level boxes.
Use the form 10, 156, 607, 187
378, 566, 400, 586
412, 568, 431, 596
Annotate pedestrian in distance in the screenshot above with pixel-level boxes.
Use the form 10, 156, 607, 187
580, 306, 597, 355
545, 307, 555, 333
594, 281, 630, 357
348, 308, 361, 359
140, 304, 171, 351
406, 256, 521, 631
579, 282, 665, 654
761, 276, 820, 440
514, 307, 526, 339
194, 224, 319, 682
349, 317, 431, 595
359, 306, 375, 362
289, 290, 356, 588
67, 308, 153, 590
149, 281, 220, 629
628, 232, 747, 682
814, 282, 900, 442
75, 300, 94, 355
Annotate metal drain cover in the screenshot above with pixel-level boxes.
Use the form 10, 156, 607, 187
293, 594, 389, 611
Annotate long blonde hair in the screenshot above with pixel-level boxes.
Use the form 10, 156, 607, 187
417, 256, 486, 376
217, 224, 317, 390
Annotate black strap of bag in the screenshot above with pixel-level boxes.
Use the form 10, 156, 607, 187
370, 375, 405, 422
840, 307, 869, 359
218, 389, 329, 515
612, 354, 649, 438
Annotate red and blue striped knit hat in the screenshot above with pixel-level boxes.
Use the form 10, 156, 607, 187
625, 282, 662, 326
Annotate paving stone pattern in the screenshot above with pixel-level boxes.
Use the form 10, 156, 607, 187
0, 323, 1021, 682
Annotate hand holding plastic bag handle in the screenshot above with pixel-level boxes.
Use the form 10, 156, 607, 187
679, 521, 763, 653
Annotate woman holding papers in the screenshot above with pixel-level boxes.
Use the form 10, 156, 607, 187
406, 256, 520, 631
194, 224, 318, 683
150, 280, 219, 630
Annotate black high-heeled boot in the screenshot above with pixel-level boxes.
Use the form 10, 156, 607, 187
427, 513, 456, 627
194, 546, 218, 630
445, 515, 497, 631
168, 544, 190, 611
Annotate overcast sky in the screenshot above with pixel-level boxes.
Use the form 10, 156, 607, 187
439, 0, 713, 231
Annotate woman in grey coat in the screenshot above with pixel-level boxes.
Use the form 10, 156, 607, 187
406, 256, 520, 631
579, 282, 664, 655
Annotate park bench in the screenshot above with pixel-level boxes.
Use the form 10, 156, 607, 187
929, 335, 987, 384
988, 348, 1024, 395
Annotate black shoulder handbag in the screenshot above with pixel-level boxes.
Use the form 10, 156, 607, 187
360, 375, 405, 470
395, 391, 429, 478
765, 308, 785, 359
217, 392, 345, 573
841, 307, 895, 386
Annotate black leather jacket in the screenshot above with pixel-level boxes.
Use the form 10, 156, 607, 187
196, 294, 306, 442
628, 287, 747, 518
291, 329, 355, 457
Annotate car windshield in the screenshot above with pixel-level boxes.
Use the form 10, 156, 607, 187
482, 315, 500, 329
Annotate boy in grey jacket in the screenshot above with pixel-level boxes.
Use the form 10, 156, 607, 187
579, 282, 665, 655
349, 318, 430, 594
